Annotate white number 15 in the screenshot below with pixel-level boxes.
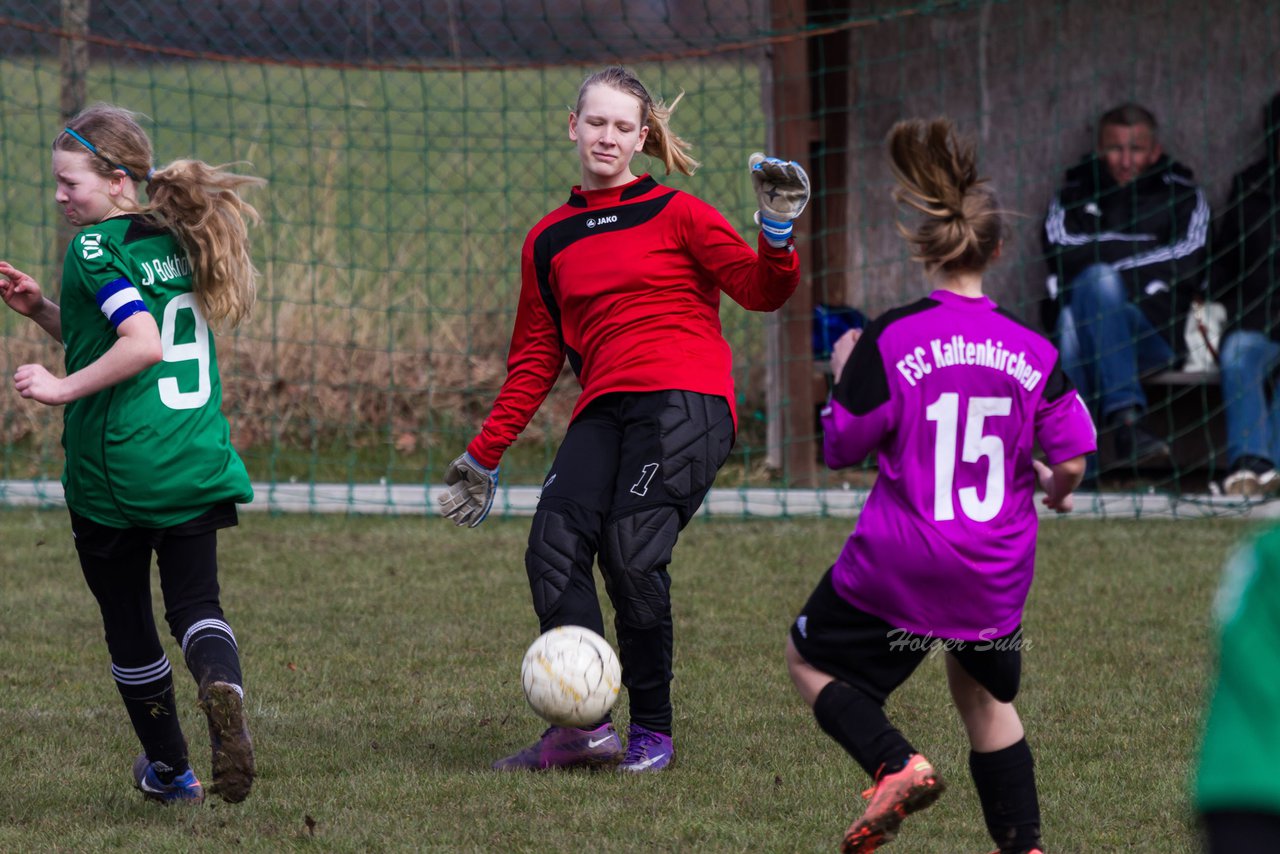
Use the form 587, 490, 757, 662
925, 392, 1012, 522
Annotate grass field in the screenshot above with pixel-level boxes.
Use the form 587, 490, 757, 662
0, 508, 1255, 851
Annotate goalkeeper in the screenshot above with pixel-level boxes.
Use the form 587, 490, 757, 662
439, 65, 808, 773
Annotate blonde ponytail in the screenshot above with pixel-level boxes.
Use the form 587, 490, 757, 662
146, 160, 264, 329
641, 92, 699, 176
887, 118, 1002, 274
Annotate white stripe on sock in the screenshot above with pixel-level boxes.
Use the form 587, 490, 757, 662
181, 618, 237, 656
111, 656, 171, 686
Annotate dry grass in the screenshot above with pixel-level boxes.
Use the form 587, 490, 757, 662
219, 303, 580, 455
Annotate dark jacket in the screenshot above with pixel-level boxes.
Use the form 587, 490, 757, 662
1212, 98, 1280, 341
1041, 154, 1210, 349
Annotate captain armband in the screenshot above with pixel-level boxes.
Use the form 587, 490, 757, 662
95, 278, 150, 328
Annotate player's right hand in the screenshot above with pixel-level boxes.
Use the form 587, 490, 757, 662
1033, 459, 1074, 514
0, 261, 45, 318
438, 452, 500, 528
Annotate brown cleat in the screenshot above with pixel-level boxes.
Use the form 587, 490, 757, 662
200, 681, 256, 804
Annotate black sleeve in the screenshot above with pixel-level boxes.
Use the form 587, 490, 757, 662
1144, 180, 1211, 296
832, 299, 938, 415
1040, 352, 1076, 404
1211, 174, 1247, 307
832, 317, 890, 417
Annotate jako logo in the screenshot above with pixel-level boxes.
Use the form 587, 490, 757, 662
586, 215, 619, 228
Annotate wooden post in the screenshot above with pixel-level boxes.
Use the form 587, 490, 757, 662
763, 0, 817, 485
57, 0, 91, 271
811, 1, 853, 312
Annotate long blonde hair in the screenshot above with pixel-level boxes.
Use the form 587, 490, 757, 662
575, 66, 700, 177
55, 104, 264, 329
887, 118, 1002, 275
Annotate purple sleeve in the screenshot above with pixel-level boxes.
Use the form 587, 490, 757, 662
1036, 387, 1097, 463
822, 398, 894, 469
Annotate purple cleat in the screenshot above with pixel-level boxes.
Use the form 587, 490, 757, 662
618, 724, 674, 773
492, 723, 623, 771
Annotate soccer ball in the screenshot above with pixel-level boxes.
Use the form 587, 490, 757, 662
520, 626, 621, 728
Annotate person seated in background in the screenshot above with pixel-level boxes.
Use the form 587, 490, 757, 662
1213, 93, 1280, 497
1042, 103, 1210, 471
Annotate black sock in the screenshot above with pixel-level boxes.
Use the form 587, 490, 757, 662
615, 614, 673, 736
813, 680, 914, 778
970, 738, 1041, 854
114, 660, 189, 779
626, 684, 672, 735
181, 618, 244, 691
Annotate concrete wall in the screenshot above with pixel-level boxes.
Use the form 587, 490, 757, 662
832, 0, 1280, 326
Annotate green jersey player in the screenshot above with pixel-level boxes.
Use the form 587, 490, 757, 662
1195, 527, 1280, 851
0, 104, 262, 806
57, 213, 251, 527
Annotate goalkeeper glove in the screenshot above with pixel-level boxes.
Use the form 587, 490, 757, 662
438, 452, 500, 528
750, 152, 810, 247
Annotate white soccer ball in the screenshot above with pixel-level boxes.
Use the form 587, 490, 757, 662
520, 625, 621, 728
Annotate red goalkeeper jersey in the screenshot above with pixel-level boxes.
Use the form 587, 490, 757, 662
466, 173, 801, 469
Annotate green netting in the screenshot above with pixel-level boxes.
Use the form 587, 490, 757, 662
1, 1, 1278, 518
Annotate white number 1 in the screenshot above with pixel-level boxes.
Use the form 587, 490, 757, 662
157, 292, 211, 410
925, 393, 1012, 522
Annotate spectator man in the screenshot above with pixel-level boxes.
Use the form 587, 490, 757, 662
1043, 103, 1210, 469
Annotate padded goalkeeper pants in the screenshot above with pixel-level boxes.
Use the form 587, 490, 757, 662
524, 390, 733, 733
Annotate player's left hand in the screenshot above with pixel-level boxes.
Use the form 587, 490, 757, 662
13, 363, 65, 406
749, 153, 810, 247
438, 452, 500, 528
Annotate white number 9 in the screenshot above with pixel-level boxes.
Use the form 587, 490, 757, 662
157, 292, 211, 410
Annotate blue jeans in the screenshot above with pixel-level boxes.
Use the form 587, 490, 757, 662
1219, 330, 1280, 468
1056, 264, 1175, 422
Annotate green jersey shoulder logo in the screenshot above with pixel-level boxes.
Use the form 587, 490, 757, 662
80, 233, 103, 260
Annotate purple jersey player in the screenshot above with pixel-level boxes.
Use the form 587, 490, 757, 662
786, 118, 1095, 854
825, 291, 1095, 641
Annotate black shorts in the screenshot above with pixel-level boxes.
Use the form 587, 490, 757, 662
1202, 811, 1280, 853
790, 567, 1024, 704
70, 503, 240, 559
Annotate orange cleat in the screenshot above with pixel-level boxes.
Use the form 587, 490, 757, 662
840, 753, 946, 853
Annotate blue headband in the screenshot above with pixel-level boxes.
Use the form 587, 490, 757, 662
62, 127, 139, 181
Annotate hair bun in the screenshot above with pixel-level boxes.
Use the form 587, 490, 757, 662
887, 118, 1002, 274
